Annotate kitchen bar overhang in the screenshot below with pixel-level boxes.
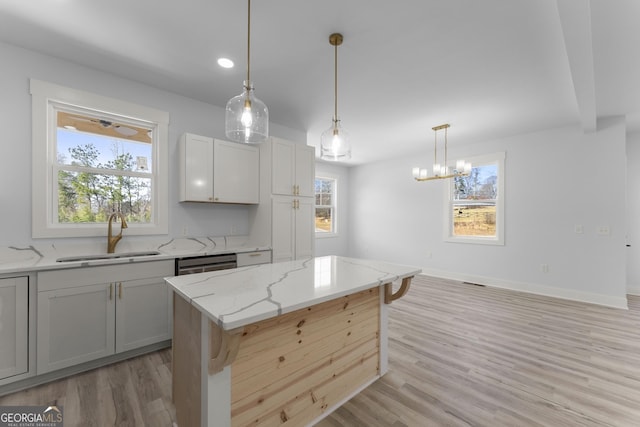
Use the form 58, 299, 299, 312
165, 255, 421, 427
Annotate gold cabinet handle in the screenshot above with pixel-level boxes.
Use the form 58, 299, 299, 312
249, 253, 262, 257
118, 282, 123, 300
109, 283, 113, 300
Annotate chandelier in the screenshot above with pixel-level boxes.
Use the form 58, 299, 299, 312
225, 0, 269, 144
412, 124, 471, 181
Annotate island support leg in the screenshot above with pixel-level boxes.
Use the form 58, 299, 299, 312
173, 294, 237, 427
200, 318, 232, 427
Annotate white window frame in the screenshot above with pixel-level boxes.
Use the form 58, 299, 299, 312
444, 152, 505, 245
30, 79, 169, 238
315, 175, 338, 238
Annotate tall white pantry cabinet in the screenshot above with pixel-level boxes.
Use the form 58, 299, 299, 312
250, 137, 315, 263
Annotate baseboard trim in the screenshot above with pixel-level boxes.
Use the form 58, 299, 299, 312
419, 268, 629, 310
627, 285, 640, 296
0, 340, 171, 397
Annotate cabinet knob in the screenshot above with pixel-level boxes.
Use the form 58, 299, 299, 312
109, 283, 113, 300
214, 197, 219, 201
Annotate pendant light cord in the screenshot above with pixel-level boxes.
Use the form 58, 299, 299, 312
246, 0, 251, 86
334, 40, 338, 123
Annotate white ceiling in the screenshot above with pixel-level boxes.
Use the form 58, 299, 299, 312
1, 0, 639, 165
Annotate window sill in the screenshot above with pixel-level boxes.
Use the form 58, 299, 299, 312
315, 232, 339, 239
445, 235, 504, 245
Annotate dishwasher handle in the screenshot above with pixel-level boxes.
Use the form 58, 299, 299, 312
178, 262, 237, 275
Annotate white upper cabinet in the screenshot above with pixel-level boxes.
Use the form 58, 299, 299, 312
271, 137, 314, 197
180, 133, 214, 202
213, 139, 259, 204
179, 133, 259, 204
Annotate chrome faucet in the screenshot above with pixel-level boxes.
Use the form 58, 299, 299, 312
107, 212, 128, 253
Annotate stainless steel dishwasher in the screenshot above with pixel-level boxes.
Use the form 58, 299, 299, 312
175, 253, 237, 275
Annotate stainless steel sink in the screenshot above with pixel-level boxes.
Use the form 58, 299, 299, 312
56, 251, 161, 263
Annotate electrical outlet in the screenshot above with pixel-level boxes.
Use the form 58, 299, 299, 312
426, 252, 432, 259
574, 224, 583, 234
540, 264, 549, 273
230, 225, 237, 235
597, 226, 610, 236
182, 226, 188, 236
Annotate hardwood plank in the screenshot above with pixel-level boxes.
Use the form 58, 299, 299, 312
2, 276, 640, 427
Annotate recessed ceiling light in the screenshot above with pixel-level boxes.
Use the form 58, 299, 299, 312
217, 58, 234, 68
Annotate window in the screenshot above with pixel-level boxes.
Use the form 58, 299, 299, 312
446, 152, 505, 245
315, 177, 337, 236
30, 79, 169, 238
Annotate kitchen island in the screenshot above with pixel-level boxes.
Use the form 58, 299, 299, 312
165, 256, 421, 427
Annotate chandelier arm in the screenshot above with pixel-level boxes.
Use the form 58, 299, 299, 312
434, 128, 437, 168
444, 125, 448, 170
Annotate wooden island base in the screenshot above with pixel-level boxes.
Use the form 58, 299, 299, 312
173, 286, 386, 427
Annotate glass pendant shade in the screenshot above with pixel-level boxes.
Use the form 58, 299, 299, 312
225, 80, 268, 144
321, 118, 351, 161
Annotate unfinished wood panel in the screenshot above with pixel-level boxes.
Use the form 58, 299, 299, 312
254, 351, 379, 427
236, 288, 377, 351
172, 294, 202, 427
230, 287, 380, 426
233, 297, 379, 382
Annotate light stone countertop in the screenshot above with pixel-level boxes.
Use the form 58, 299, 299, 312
0, 236, 268, 275
165, 255, 421, 330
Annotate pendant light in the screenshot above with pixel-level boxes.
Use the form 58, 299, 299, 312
225, 0, 269, 144
321, 33, 351, 161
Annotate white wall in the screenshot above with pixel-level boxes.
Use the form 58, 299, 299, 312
627, 132, 640, 294
348, 119, 628, 308
0, 41, 305, 247
314, 161, 350, 257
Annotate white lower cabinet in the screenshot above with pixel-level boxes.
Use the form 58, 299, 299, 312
115, 277, 172, 353
236, 250, 272, 267
0, 277, 29, 381
37, 260, 174, 374
272, 196, 314, 263
37, 283, 115, 373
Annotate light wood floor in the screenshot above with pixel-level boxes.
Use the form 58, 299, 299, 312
3, 275, 640, 426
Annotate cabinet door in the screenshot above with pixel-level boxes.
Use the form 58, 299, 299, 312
0, 277, 28, 380
295, 197, 315, 259
272, 196, 296, 262
237, 250, 272, 267
115, 277, 171, 353
181, 133, 214, 202
213, 139, 259, 204
271, 138, 295, 196
295, 144, 316, 197
37, 283, 115, 374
